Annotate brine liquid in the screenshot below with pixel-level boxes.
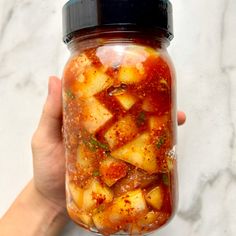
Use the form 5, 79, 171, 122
63, 43, 177, 235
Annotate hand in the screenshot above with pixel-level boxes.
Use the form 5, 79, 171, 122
31, 76, 186, 211
31, 77, 65, 209
0, 77, 67, 236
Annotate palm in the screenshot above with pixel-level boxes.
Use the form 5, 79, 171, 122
33, 139, 66, 208
32, 77, 66, 208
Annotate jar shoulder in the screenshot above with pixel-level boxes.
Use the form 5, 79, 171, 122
63, 43, 175, 79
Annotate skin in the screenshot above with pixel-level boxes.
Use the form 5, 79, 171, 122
0, 77, 186, 236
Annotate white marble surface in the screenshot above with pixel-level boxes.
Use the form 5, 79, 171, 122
0, 0, 236, 235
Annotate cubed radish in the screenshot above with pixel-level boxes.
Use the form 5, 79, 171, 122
99, 157, 128, 187
69, 179, 113, 211
66, 54, 91, 78
67, 201, 93, 228
122, 46, 149, 66
109, 189, 147, 222
76, 143, 93, 170
81, 97, 112, 133
149, 115, 169, 131
118, 66, 144, 84
104, 115, 138, 149
92, 189, 147, 233
96, 45, 124, 67
145, 186, 164, 210
115, 93, 137, 110
83, 179, 113, 211
77, 67, 113, 97
68, 182, 84, 209
111, 132, 158, 173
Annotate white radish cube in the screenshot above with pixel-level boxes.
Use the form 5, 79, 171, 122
104, 115, 138, 149
118, 66, 143, 84
145, 186, 164, 210
115, 93, 137, 110
149, 115, 169, 131
108, 189, 147, 223
96, 45, 124, 67
92, 189, 147, 232
69, 179, 113, 211
111, 132, 158, 173
92, 212, 108, 232
67, 54, 91, 77
67, 201, 94, 228
77, 67, 113, 97
83, 179, 113, 211
122, 46, 149, 66
99, 157, 127, 187
82, 97, 112, 133
68, 183, 84, 209
76, 143, 93, 169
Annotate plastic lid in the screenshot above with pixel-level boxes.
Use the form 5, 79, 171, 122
62, 0, 173, 44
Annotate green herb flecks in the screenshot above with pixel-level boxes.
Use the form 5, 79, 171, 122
84, 140, 97, 152
162, 173, 170, 186
93, 170, 100, 177
136, 111, 146, 127
89, 137, 109, 151
156, 136, 166, 149
83, 135, 109, 152
82, 137, 96, 152
66, 90, 76, 99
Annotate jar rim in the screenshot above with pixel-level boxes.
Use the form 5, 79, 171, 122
64, 26, 173, 46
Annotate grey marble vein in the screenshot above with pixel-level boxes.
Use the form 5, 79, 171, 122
0, 8, 14, 43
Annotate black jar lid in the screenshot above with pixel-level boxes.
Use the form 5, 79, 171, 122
62, 0, 173, 44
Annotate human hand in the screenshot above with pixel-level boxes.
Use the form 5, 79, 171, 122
31, 77, 65, 210
31, 76, 186, 211
0, 77, 67, 236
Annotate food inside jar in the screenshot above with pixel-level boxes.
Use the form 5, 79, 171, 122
63, 44, 176, 235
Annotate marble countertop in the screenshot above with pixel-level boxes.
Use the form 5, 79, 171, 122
0, 0, 236, 235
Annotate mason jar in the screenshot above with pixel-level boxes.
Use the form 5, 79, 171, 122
62, 0, 177, 235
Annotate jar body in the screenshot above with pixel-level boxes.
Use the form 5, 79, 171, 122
62, 32, 177, 235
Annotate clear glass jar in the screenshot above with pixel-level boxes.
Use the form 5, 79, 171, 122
62, 1, 177, 235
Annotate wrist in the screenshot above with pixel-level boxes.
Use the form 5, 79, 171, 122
0, 180, 68, 236
29, 180, 68, 235
32, 180, 67, 218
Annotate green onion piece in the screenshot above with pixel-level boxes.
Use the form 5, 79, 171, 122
136, 111, 146, 126
82, 139, 96, 152
93, 170, 100, 177
156, 136, 166, 149
66, 90, 75, 99
81, 130, 110, 152
162, 173, 170, 186
83, 135, 109, 152
89, 137, 109, 151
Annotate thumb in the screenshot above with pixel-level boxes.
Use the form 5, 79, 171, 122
32, 77, 63, 148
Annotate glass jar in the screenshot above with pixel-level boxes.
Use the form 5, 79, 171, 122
62, 0, 177, 235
